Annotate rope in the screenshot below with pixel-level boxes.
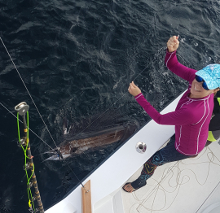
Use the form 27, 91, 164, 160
0, 37, 58, 150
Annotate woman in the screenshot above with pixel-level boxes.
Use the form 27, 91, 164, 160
123, 36, 220, 192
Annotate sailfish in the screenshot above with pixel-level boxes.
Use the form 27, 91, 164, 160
44, 120, 139, 161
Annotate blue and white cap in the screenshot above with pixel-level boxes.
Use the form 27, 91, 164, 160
196, 64, 220, 90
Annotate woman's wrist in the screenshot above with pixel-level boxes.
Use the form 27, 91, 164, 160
135, 93, 143, 99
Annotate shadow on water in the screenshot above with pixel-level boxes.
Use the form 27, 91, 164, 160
1, 0, 220, 212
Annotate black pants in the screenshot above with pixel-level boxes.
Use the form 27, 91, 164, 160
131, 135, 194, 189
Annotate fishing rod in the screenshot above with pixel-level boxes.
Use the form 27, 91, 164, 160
15, 102, 44, 213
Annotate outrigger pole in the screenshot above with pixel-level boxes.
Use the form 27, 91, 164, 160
15, 102, 44, 213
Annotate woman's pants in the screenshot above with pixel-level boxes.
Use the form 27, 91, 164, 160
131, 135, 194, 189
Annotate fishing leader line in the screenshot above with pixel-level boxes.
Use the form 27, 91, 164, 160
73, 46, 167, 136
52, 46, 168, 165
71, 43, 193, 151
46, 48, 168, 159
0, 37, 59, 150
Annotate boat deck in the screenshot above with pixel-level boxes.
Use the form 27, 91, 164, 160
121, 141, 220, 213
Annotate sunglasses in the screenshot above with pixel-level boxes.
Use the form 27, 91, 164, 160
195, 75, 209, 90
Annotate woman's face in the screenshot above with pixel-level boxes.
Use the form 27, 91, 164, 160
190, 79, 215, 98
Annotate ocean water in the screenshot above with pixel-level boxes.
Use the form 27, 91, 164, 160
0, 0, 220, 212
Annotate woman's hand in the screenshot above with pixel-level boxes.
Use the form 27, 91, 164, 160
128, 81, 141, 97
167, 36, 179, 52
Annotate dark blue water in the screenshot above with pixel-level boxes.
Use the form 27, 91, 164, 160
1, 0, 220, 212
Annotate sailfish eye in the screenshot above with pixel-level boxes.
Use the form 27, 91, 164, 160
71, 147, 78, 153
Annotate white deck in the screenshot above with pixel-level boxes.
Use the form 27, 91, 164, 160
121, 141, 220, 213
45, 91, 220, 213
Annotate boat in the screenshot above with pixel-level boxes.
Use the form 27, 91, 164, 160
43, 90, 220, 213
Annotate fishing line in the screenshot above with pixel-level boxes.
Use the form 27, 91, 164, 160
0, 37, 59, 150
64, 45, 184, 166
0, 101, 54, 151
0, 35, 173, 189
0, 37, 86, 188
1, 100, 86, 188
53, 46, 167, 163
72, 46, 167, 137
46, 48, 165, 187
0, 36, 86, 190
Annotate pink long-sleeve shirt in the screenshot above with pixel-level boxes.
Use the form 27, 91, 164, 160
135, 50, 214, 155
